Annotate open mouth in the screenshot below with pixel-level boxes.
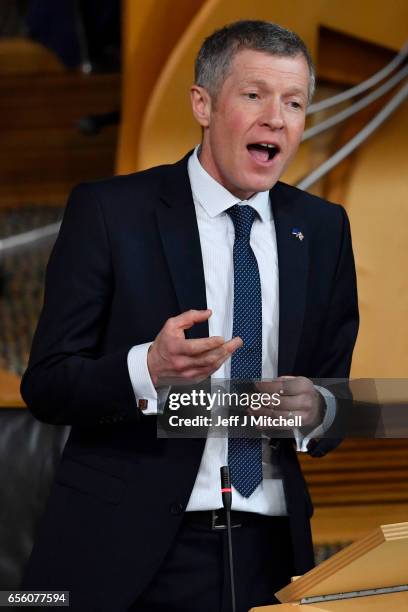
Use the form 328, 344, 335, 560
247, 143, 280, 163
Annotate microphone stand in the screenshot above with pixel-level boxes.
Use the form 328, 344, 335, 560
220, 466, 236, 612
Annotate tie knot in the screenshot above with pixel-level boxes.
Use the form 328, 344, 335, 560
227, 204, 257, 239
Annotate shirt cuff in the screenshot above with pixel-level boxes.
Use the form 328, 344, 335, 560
294, 385, 337, 452
127, 342, 160, 415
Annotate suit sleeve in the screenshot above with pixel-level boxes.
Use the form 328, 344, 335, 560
313, 206, 359, 378
21, 183, 141, 427
307, 205, 359, 457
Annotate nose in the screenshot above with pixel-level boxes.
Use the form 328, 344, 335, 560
259, 99, 284, 130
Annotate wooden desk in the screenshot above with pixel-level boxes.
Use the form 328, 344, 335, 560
252, 591, 408, 611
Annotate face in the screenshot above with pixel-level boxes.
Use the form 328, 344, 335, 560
191, 49, 309, 200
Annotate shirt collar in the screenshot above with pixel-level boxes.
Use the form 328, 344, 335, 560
188, 145, 271, 222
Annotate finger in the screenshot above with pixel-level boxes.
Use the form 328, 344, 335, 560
255, 380, 284, 395
223, 336, 243, 353
192, 342, 240, 372
177, 335, 242, 360
159, 343, 232, 377
276, 376, 312, 396
181, 335, 226, 356
188, 345, 230, 368
160, 347, 230, 379
186, 337, 242, 366
193, 339, 243, 375
205, 337, 243, 371
161, 335, 243, 378
276, 394, 317, 414
169, 309, 212, 331
178, 334, 242, 358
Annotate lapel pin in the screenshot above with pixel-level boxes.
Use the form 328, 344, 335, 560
291, 228, 304, 241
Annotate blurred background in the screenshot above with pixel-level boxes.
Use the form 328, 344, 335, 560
0, 0, 407, 588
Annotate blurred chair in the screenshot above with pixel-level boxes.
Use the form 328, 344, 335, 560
0, 406, 69, 588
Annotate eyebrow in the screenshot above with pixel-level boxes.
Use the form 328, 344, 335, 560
238, 79, 307, 98
238, 79, 269, 88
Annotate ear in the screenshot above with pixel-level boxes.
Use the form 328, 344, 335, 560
190, 85, 212, 127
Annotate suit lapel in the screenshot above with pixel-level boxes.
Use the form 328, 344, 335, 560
155, 154, 209, 340
271, 183, 309, 375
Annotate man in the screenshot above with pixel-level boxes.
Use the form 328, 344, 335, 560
21, 20, 358, 612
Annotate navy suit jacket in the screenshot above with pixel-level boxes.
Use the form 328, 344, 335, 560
21, 152, 358, 611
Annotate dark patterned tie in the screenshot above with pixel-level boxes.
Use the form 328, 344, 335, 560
227, 204, 263, 498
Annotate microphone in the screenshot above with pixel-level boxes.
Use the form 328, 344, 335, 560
220, 465, 232, 510
220, 466, 236, 612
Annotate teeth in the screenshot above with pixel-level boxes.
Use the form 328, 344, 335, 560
260, 143, 276, 148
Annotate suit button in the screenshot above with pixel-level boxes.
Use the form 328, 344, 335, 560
170, 502, 183, 516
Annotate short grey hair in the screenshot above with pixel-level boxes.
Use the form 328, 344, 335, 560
195, 20, 315, 104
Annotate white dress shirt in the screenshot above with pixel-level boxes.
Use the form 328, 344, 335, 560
127, 146, 334, 515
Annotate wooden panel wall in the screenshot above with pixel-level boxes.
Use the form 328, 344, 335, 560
301, 440, 408, 543
0, 40, 120, 207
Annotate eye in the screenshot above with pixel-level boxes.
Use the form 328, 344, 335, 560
246, 92, 259, 100
288, 100, 303, 110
